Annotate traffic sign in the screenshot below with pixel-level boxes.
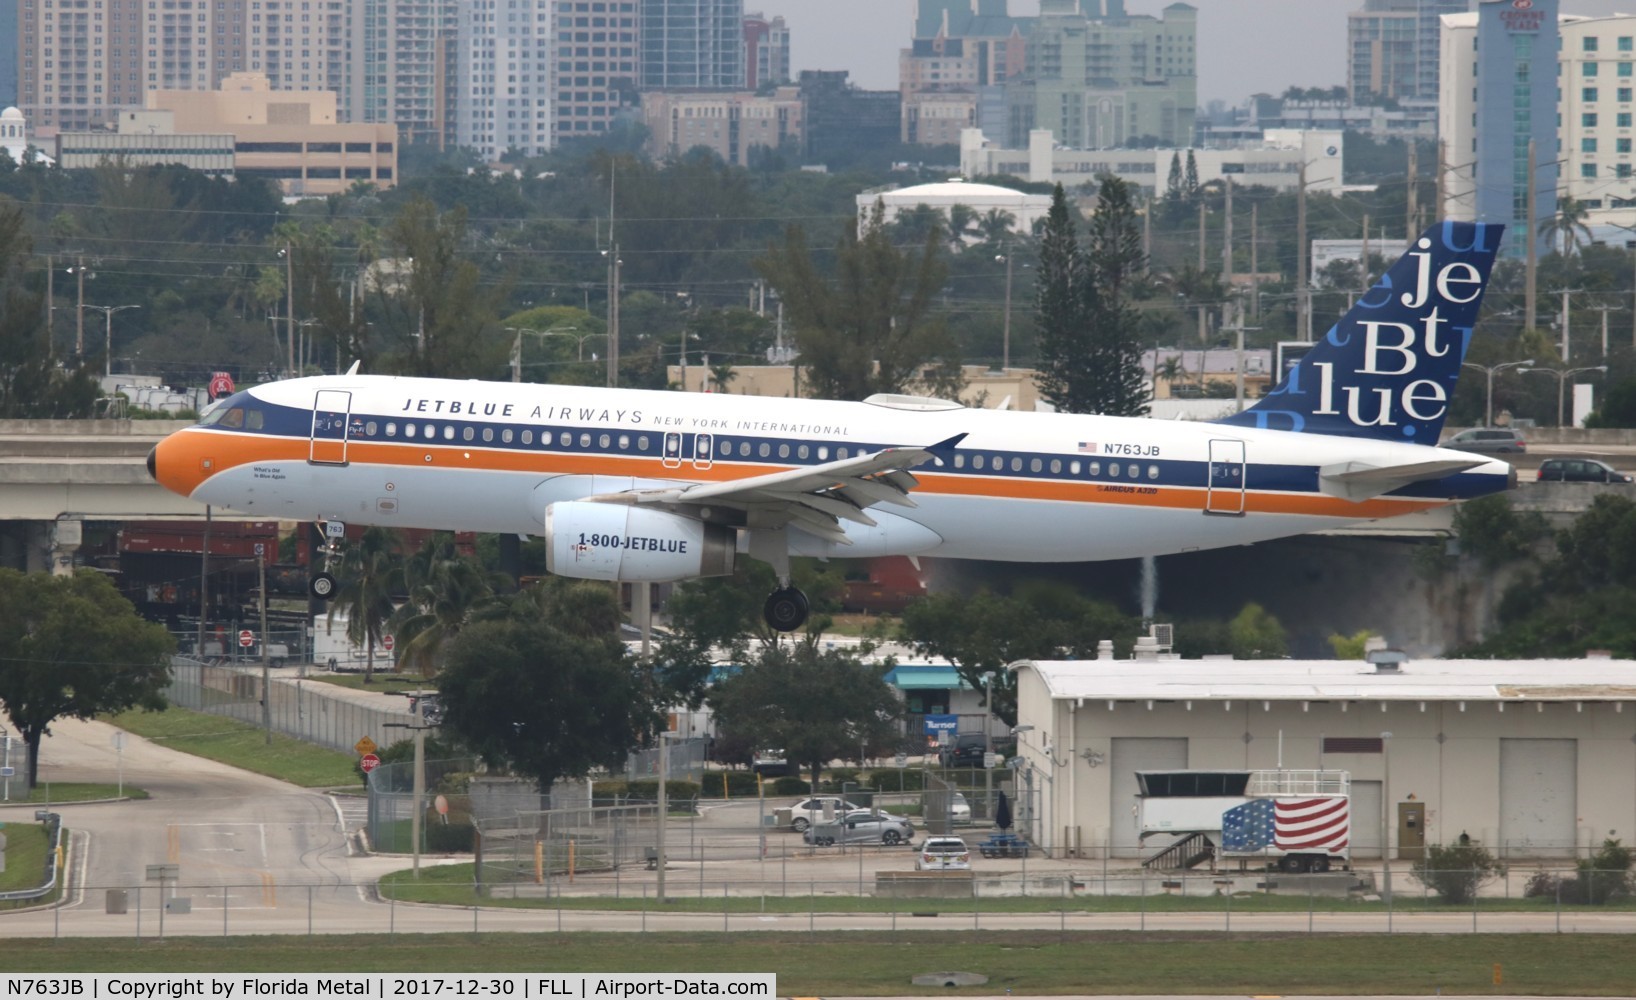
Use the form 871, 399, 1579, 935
238, 629, 255, 648
382, 633, 395, 652
359, 753, 381, 773
353, 736, 377, 755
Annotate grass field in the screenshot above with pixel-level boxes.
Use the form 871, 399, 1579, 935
107, 705, 360, 787
22, 783, 149, 803
0, 823, 49, 893
0, 931, 1628, 994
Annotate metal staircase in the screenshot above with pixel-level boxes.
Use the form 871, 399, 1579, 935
1142, 831, 1215, 870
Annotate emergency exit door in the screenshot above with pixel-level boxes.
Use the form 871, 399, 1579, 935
1397, 801, 1426, 861
1205, 439, 1246, 515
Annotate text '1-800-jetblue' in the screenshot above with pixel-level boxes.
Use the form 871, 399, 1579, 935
149, 222, 1511, 631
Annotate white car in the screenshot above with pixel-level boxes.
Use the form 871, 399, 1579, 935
915, 836, 972, 871
949, 791, 972, 824
789, 796, 865, 833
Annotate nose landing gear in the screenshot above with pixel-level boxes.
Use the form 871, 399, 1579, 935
309, 519, 345, 600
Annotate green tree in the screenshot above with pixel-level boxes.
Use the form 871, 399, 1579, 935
387, 533, 507, 677
1453, 494, 1548, 571
1327, 629, 1375, 659
1080, 175, 1152, 416
706, 639, 903, 789
1586, 377, 1636, 427
327, 527, 402, 685
754, 200, 962, 400
1184, 150, 1200, 200
381, 197, 505, 378
1227, 602, 1288, 658
901, 584, 1136, 726
437, 586, 650, 794
1033, 184, 1088, 411
0, 569, 175, 786
0, 200, 99, 418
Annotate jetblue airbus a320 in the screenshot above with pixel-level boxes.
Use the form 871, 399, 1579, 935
150, 222, 1510, 630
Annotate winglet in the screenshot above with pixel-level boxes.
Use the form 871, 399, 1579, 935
925, 433, 967, 461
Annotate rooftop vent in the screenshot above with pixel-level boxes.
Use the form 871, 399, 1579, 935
1367, 649, 1409, 673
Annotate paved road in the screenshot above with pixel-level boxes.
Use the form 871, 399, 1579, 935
9, 719, 1636, 939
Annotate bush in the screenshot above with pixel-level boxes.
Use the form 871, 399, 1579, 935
1523, 868, 1560, 899
868, 768, 926, 792
696, 769, 763, 798
424, 821, 475, 852
770, 775, 812, 796
1409, 841, 1502, 904
624, 779, 701, 810
1560, 839, 1634, 905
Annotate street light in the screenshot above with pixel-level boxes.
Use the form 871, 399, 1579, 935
656, 729, 680, 903
1519, 364, 1608, 427
995, 252, 1013, 371
507, 326, 601, 382
1461, 359, 1534, 428
384, 701, 436, 878
1381, 730, 1393, 903
82, 304, 140, 378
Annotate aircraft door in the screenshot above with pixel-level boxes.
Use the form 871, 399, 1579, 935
662, 431, 683, 469
1205, 439, 1246, 515
310, 390, 352, 465
692, 433, 714, 470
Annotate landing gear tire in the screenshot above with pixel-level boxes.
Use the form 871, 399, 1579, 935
310, 572, 337, 601
763, 587, 809, 632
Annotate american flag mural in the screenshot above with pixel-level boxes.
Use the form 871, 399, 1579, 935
1220, 797, 1348, 854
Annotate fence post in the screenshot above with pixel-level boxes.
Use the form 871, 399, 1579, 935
224, 884, 229, 936
723, 882, 729, 933
1140, 872, 1146, 932
1308, 881, 1314, 934
308, 884, 313, 936
1556, 876, 1562, 934
1224, 883, 1230, 933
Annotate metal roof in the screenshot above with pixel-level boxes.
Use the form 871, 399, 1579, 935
1011, 658, 1636, 703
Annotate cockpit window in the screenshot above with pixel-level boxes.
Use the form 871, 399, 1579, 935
217, 408, 245, 429
246, 409, 264, 431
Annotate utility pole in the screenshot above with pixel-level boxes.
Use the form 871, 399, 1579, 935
1222, 176, 1233, 280
1250, 203, 1259, 320
1525, 138, 1538, 332
1560, 288, 1572, 363
1297, 162, 1310, 341
1223, 302, 1262, 414
284, 243, 295, 377
74, 257, 87, 357
259, 545, 270, 746
999, 249, 1014, 370
1592, 304, 1618, 357
1197, 201, 1207, 272
197, 506, 211, 662
1361, 214, 1371, 296
1406, 142, 1418, 239
45, 255, 53, 336
1435, 139, 1447, 225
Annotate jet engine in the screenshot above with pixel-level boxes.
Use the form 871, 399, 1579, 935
544, 501, 735, 583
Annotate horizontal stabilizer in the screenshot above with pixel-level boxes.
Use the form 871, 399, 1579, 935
1318, 458, 1484, 502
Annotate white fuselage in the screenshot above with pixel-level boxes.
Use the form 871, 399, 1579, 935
152, 374, 1511, 564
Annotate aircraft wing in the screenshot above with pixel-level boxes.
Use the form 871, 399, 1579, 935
1318, 458, 1486, 502
587, 433, 966, 544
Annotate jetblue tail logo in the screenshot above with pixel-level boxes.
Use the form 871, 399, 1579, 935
1219, 221, 1503, 444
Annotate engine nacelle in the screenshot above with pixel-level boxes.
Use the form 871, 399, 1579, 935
544, 501, 735, 583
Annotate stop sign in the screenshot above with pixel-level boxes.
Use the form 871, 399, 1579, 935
382, 634, 395, 652
238, 629, 255, 648
359, 752, 381, 773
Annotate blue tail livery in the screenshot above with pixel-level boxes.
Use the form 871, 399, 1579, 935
1218, 221, 1503, 444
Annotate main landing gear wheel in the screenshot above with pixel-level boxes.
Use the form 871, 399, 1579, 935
310, 572, 337, 600
763, 587, 809, 632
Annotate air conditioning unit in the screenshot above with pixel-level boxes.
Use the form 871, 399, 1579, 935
1151, 623, 1174, 651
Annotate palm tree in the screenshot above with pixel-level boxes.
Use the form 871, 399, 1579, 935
976, 208, 1017, 247
947, 203, 979, 250
1538, 195, 1594, 256
387, 533, 507, 678
327, 527, 402, 684
708, 362, 738, 393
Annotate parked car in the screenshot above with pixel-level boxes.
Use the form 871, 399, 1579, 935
802, 812, 915, 847
915, 836, 972, 871
789, 796, 866, 833
949, 791, 972, 824
751, 749, 790, 778
1441, 427, 1526, 454
938, 734, 989, 768
1536, 458, 1634, 483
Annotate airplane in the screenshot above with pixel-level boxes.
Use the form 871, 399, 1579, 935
150, 221, 1509, 632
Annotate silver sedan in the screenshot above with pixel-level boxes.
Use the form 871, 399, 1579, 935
802, 811, 915, 847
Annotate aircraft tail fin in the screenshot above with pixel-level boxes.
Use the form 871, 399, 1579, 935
1216, 221, 1503, 445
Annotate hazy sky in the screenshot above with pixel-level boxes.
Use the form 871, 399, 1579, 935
750, 0, 1636, 105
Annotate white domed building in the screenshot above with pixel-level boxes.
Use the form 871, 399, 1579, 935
0, 107, 53, 166
857, 178, 1053, 242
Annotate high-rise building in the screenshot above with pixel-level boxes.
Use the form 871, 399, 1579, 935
553, 0, 640, 139
349, 0, 462, 148
1006, 0, 1196, 149
0, 2, 18, 111
639, 0, 744, 91
641, 86, 802, 165
901, 0, 1026, 147
743, 13, 791, 90
1439, 1, 1561, 259
1348, 0, 1467, 105
457, 0, 552, 159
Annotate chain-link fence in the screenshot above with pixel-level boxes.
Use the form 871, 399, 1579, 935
0, 733, 31, 800
165, 657, 417, 753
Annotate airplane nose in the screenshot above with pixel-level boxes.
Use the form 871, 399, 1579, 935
146, 445, 157, 481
